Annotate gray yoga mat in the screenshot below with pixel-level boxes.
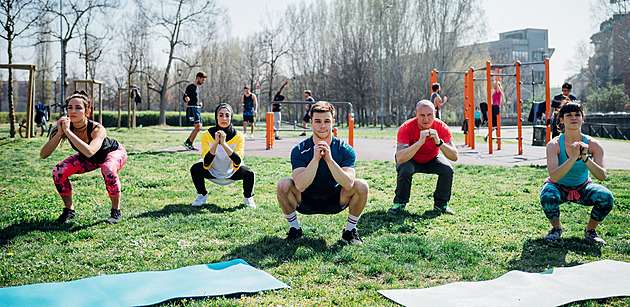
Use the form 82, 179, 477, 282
0, 259, 288, 306
379, 259, 630, 306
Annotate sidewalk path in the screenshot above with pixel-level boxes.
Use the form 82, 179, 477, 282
158, 127, 630, 170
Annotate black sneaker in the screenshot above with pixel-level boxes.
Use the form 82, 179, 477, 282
106, 209, 122, 224
545, 227, 562, 242
285, 227, 303, 241
56, 208, 75, 223
275, 136, 282, 140
341, 229, 363, 245
584, 229, 606, 245
388, 203, 406, 214
434, 205, 455, 215
299, 132, 307, 136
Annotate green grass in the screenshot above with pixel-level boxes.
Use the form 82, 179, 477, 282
1, 127, 629, 306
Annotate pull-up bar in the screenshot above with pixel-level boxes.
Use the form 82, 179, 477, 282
265, 101, 354, 150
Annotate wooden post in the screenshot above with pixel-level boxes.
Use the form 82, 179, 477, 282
98, 84, 103, 123
27, 66, 35, 138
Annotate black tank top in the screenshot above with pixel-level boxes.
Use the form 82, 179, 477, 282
70, 120, 120, 164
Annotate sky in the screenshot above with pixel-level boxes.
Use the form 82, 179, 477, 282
1, 0, 599, 88
219, 0, 599, 87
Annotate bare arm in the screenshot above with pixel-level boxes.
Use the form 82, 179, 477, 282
547, 139, 579, 182
40, 120, 65, 159
583, 137, 606, 181
292, 156, 321, 192
253, 94, 258, 114
439, 141, 458, 162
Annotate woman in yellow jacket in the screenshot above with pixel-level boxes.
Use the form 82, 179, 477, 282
190, 103, 256, 208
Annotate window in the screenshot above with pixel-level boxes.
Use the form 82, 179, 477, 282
512, 51, 529, 62
533, 51, 544, 62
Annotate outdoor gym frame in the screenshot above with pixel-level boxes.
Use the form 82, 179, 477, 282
1, 64, 36, 138
74, 80, 104, 123
117, 87, 139, 128
431, 59, 550, 155
265, 101, 355, 150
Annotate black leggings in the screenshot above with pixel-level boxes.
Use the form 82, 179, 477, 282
190, 162, 255, 197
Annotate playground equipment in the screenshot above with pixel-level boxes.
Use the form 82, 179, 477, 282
74, 80, 104, 123
265, 101, 355, 150
117, 87, 140, 128
1, 64, 36, 138
432, 59, 550, 155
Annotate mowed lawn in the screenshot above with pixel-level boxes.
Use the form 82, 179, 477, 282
1, 126, 629, 306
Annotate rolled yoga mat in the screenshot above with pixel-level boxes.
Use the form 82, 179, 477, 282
0, 259, 288, 306
379, 259, 630, 307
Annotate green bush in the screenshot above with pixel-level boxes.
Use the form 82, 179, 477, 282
585, 83, 630, 113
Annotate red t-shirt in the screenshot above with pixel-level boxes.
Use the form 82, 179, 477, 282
397, 118, 453, 163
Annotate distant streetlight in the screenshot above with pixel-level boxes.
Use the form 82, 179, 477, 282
379, 4, 392, 130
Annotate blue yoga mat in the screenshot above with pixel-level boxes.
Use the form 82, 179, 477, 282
0, 259, 288, 306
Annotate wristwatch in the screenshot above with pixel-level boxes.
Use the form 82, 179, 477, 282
436, 139, 444, 147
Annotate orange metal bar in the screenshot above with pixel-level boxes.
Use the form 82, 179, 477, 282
516, 61, 523, 155
266, 112, 273, 150
468, 67, 475, 149
545, 58, 551, 143
334, 127, 338, 137
430, 69, 437, 92
486, 61, 493, 154
348, 113, 354, 147
464, 71, 469, 147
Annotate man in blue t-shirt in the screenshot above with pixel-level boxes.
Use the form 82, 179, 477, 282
241, 86, 258, 138
183, 71, 207, 150
277, 101, 369, 245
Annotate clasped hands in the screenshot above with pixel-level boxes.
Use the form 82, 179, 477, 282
568, 141, 589, 162
418, 129, 441, 146
214, 130, 227, 144
313, 141, 332, 162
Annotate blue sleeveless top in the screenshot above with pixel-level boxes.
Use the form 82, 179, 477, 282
557, 134, 589, 186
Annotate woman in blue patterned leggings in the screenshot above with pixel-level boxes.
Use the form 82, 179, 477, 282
540, 101, 614, 245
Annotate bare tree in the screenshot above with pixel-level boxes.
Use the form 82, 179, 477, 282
41, 0, 116, 102
78, 10, 110, 80
0, 0, 42, 137
136, 0, 221, 125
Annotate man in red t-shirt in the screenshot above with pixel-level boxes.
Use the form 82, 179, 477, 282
389, 100, 459, 214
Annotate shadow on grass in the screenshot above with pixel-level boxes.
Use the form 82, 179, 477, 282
222, 235, 342, 269
357, 208, 442, 237
0, 219, 100, 247
508, 237, 603, 273
134, 203, 245, 219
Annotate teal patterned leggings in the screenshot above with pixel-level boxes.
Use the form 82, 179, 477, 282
540, 182, 614, 221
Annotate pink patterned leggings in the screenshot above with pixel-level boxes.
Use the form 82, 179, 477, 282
53, 146, 127, 197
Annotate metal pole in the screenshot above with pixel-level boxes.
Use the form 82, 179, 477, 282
60, 0, 65, 103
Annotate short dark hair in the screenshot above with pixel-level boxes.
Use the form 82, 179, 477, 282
196, 71, 207, 79
310, 101, 335, 117
432, 83, 440, 92
561, 82, 572, 90
558, 101, 584, 120
244, 86, 250, 90
304, 90, 312, 96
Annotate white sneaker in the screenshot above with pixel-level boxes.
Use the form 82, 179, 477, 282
250, 134, 254, 139
191, 194, 207, 207
244, 197, 256, 209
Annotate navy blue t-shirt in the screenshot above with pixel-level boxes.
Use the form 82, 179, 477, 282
185, 84, 201, 107
551, 93, 577, 109
291, 137, 356, 196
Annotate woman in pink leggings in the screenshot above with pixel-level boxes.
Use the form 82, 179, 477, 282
40, 91, 127, 223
